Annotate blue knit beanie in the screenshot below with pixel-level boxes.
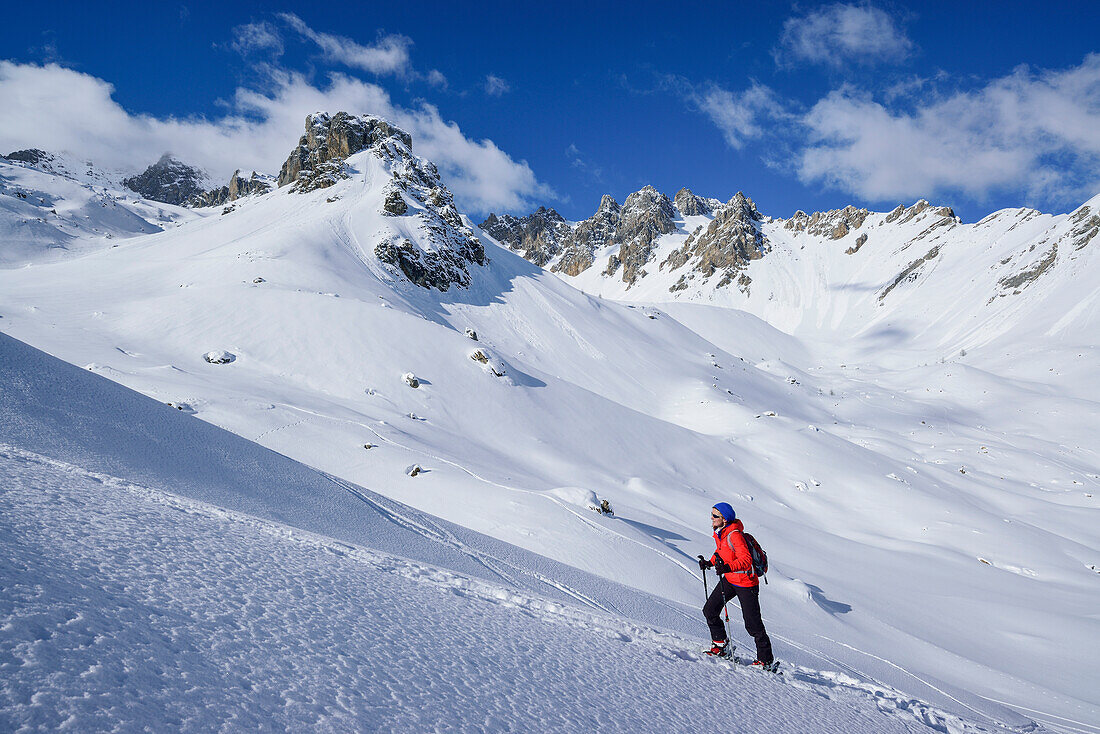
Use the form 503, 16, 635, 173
713, 502, 736, 523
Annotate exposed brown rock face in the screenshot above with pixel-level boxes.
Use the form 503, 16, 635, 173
553, 195, 621, 277
479, 207, 571, 266
883, 199, 953, 226
846, 233, 869, 255
784, 205, 870, 239
604, 186, 677, 285
661, 192, 765, 290
674, 187, 719, 217
190, 170, 273, 207
278, 112, 413, 191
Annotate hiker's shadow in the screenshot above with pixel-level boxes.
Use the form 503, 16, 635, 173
806, 583, 852, 615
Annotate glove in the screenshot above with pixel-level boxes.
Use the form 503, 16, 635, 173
713, 560, 732, 575
697, 556, 713, 570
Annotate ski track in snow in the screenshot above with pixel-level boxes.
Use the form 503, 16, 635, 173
0, 444, 1032, 734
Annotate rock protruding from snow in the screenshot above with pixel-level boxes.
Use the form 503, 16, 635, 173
4, 149, 52, 167
203, 350, 236, 364
603, 186, 678, 285
190, 170, 273, 208
278, 112, 413, 191
674, 187, 720, 217
480, 207, 571, 266
470, 348, 506, 377
783, 205, 871, 240
553, 194, 621, 277
371, 131, 487, 291
123, 154, 208, 206
882, 199, 955, 227
662, 192, 766, 291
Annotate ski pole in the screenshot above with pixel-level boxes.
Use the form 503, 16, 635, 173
697, 555, 709, 599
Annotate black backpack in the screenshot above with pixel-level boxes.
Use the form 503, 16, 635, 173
743, 532, 769, 583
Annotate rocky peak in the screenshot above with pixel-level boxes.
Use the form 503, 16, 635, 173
784, 204, 869, 239
674, 187, 718, 217
4, 149, 52, 167
605, 186, 677, 284
479, 206, 570, 266
277, 111, 414, 192
123, 154, 208, 206
662, 191, 766, 293
552, 195, 623, 277
596, 194, 621, 216
883, 199, 955, 226
369, 121, 487, 291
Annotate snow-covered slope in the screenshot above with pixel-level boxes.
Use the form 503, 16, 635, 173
0, 150, 198, 267
1, 331, 1009, 733
1, 114, 1097, 732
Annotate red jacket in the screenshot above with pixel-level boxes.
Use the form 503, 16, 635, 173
711, 519, 758, 588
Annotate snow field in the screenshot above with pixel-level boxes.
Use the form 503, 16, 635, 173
0, 445, 1003, 734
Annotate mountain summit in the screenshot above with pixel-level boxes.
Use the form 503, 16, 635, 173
122, 154, 208, 206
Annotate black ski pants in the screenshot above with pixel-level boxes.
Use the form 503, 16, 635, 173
703, 578, 774, 664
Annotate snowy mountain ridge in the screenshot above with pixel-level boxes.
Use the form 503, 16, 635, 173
1, 110, 1098, 732
485, 185, 1100, 358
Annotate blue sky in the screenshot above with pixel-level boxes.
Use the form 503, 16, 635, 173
2, 1, 1100, 221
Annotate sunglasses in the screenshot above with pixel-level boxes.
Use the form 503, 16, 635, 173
711, 513, 722, 519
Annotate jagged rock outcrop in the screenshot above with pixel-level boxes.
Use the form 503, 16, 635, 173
278, 111, 413, 191
883, 200, 955, 226
382, 188, 408, 216
190, 170, 273, 208
998, 245, 1057, 293
674, 187, 720, 217
4, 149, 51, 167
479, 207, 571, 266
1068, 205, 1099, 251
603, 186, 677, 284
784, 205, 871, 239
367, 121, 487, 291
553, 195, 621, 277
846, 233, 869, 255
662, 192, 766, 291
268, 111, 485, 290
123, 154, 208, 206
880, 245, 943, 301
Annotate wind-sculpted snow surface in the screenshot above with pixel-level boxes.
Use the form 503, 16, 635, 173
0, 333, 1025, 733
0, 446, 998, 734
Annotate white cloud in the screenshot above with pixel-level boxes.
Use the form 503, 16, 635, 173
0, 61, 550, 214
797, 55, 1100, 206
484, 75, 510, 97
230, 21, 284, 57
426, 69, 448, 88
279, 13, 412, 77
775, 4, 913, 68
695, 83, 786, 149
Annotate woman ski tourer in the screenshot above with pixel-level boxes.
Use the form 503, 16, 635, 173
698, 502, 775, 667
